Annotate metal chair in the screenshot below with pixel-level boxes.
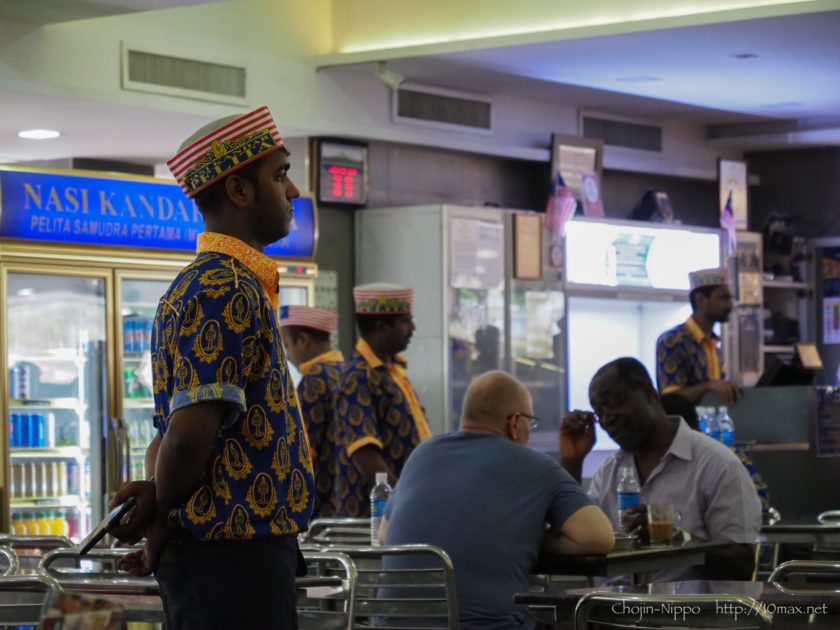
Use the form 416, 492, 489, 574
574, 592, 772, 629
39, 548, 163, 623
0, 573, 62, 626
754, 507, 783, 580
0, 546, 20, 576
0, 534, 74, 572
298, 549, 357, 630
327, 544, 459, 629
305, 518, 371, 545
817, 510, 840, 525
769, 560, 840, 590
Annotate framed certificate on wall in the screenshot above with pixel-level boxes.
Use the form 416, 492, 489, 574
514, 213, 542, 280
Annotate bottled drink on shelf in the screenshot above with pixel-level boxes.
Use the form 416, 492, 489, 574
35, 511, 51, 535
370, 472, 393, 546
616, 464, 641, 531
50, 511, 69, 536
45, 413, 56, 448
11, 513, 26, 535
21, 512, 39, 535
12, 364, 30, 400
717, 406, 735, 447
66, 509, 80, 538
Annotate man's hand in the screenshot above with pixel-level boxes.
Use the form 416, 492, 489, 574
620, 505, 648, 542
708, 380, 741, 405
109, 480, 156, 544
560, 411, 597, 461
117, 516, 170, 577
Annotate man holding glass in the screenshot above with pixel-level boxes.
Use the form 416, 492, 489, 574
560, 357, 761, 580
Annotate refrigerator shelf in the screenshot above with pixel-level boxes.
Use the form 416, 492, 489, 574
10, 447, 86, 460
124, 399, 154, 408
10, 496, 84, 509
9, 398, 86, 411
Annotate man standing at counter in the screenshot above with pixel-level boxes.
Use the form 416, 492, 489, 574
656, 267, 741, 404
334, 283, 432, 517
110, 106, 314, 628
279, 305, 344, 518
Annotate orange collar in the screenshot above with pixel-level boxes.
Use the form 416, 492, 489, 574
356, 339, 407, 369
684, 316, 718, 343
196, 232, 279, 307
299, 350, 344, 376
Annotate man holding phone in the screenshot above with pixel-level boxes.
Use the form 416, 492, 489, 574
110, 106, 314, 629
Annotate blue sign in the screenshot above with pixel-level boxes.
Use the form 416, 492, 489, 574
0, 168, 316, 259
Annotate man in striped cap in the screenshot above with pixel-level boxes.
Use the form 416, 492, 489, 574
279, 305, 344, 518
110, 106, 314, 629
656, 266, 741, 404
334, 283, 432, 517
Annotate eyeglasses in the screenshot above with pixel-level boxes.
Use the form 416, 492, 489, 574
590, 390, 629, 423
518, 413, 541, 430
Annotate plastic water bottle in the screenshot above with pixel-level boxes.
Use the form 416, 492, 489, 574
707, 408, 722, 442
696, 407, 710, 434
616, 465, 641, 531
370, 472, 393, 546
717, 406, 735, 447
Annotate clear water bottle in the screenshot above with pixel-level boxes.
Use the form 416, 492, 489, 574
616, 465, 641, 531
717, 406, 735, 447
696, 406, 710, 435
707, 407, 722, 442
370, 472, 393, 546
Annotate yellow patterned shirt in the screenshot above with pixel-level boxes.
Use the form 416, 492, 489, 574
151, 232, 314, 540
334, 339, 431, 517
298, 350, 344, 518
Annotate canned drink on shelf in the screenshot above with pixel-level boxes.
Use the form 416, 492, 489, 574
9, 414, 19, 448
66, 460, 80, 496
57, 461, 68, 496
34, 414, 46, 448
23, 463, 36, 499
45, 413, 56, 448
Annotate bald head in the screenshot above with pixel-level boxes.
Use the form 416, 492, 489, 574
461, 371, 532, 431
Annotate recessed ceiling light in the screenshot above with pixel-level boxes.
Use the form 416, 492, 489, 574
732, 53, 758, 59
18, 129, 61, 140
615, 75, 662, 83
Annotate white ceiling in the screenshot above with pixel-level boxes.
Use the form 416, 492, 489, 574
0, 0, 221, 24
383, 9, 840, 143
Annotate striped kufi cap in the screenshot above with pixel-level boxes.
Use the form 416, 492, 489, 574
353, 283, 413, 315
278, 305, 338, 333
689, 267, 730, 290
167, 106, 284, 198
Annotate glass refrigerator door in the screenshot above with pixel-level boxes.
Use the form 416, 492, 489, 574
117, 276, 173, 483
4, 269, 109, 538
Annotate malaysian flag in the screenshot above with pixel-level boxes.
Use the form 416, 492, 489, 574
720, 190, 737, 251
544, 171, 578, 236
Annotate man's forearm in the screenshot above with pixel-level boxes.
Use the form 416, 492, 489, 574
352, 446, 396, 486
154, 430, 214, 517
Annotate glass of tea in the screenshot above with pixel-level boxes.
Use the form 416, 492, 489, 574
646, 504, 680, 545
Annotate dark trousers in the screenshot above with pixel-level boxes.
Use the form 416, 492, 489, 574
155, 530, 300, 630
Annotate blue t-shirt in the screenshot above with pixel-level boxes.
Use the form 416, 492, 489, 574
384, 432, 593, 630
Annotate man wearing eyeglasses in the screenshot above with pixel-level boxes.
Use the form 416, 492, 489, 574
380, 370, 614, 630
560, 357, 761, 581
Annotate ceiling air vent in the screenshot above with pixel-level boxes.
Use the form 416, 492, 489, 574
582, 114, 662, 153
394, 85, 492, 134
121, 43, 247, 105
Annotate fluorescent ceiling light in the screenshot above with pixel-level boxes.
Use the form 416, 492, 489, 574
616, 75, 662, 83
18, 129, 61, 140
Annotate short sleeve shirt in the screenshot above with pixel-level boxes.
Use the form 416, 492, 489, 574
152, 232, 314, 541
656, 317, 723, 393
297, 350, 344, 518
334, 339, 431, 517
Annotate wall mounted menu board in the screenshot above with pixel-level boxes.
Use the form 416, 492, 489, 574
514, 213, 542, 280
449, 216, 505, 290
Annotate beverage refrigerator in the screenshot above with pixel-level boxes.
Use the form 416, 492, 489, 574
560, 218, 723, 473
0, 165, 319, 536
814, 238, 840, 385
355, 205, 565, 445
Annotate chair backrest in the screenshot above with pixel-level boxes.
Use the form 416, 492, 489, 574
768, 560, 840, 589
0, 546, 20, 576
39, 548, 163, 623
305, 519, 371, 545
574, 592, 772, 630
818, 510, 840, 525
0, 534, 74, 571
328, 544, 459, 629
298, 550, 357, 630
0, 573, 61, 626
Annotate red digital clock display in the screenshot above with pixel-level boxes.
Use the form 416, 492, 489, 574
317, 141, 367, 206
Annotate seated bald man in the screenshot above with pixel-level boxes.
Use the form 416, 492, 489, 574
380, 371, 614, 630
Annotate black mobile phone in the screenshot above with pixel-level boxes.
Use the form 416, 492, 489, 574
77, 497, 137, 555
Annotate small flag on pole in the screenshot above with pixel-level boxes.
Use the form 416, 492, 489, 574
720, 190, 737, 251
545, 171, 578, 236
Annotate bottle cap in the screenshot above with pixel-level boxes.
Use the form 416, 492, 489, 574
375, 472, 388, 484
